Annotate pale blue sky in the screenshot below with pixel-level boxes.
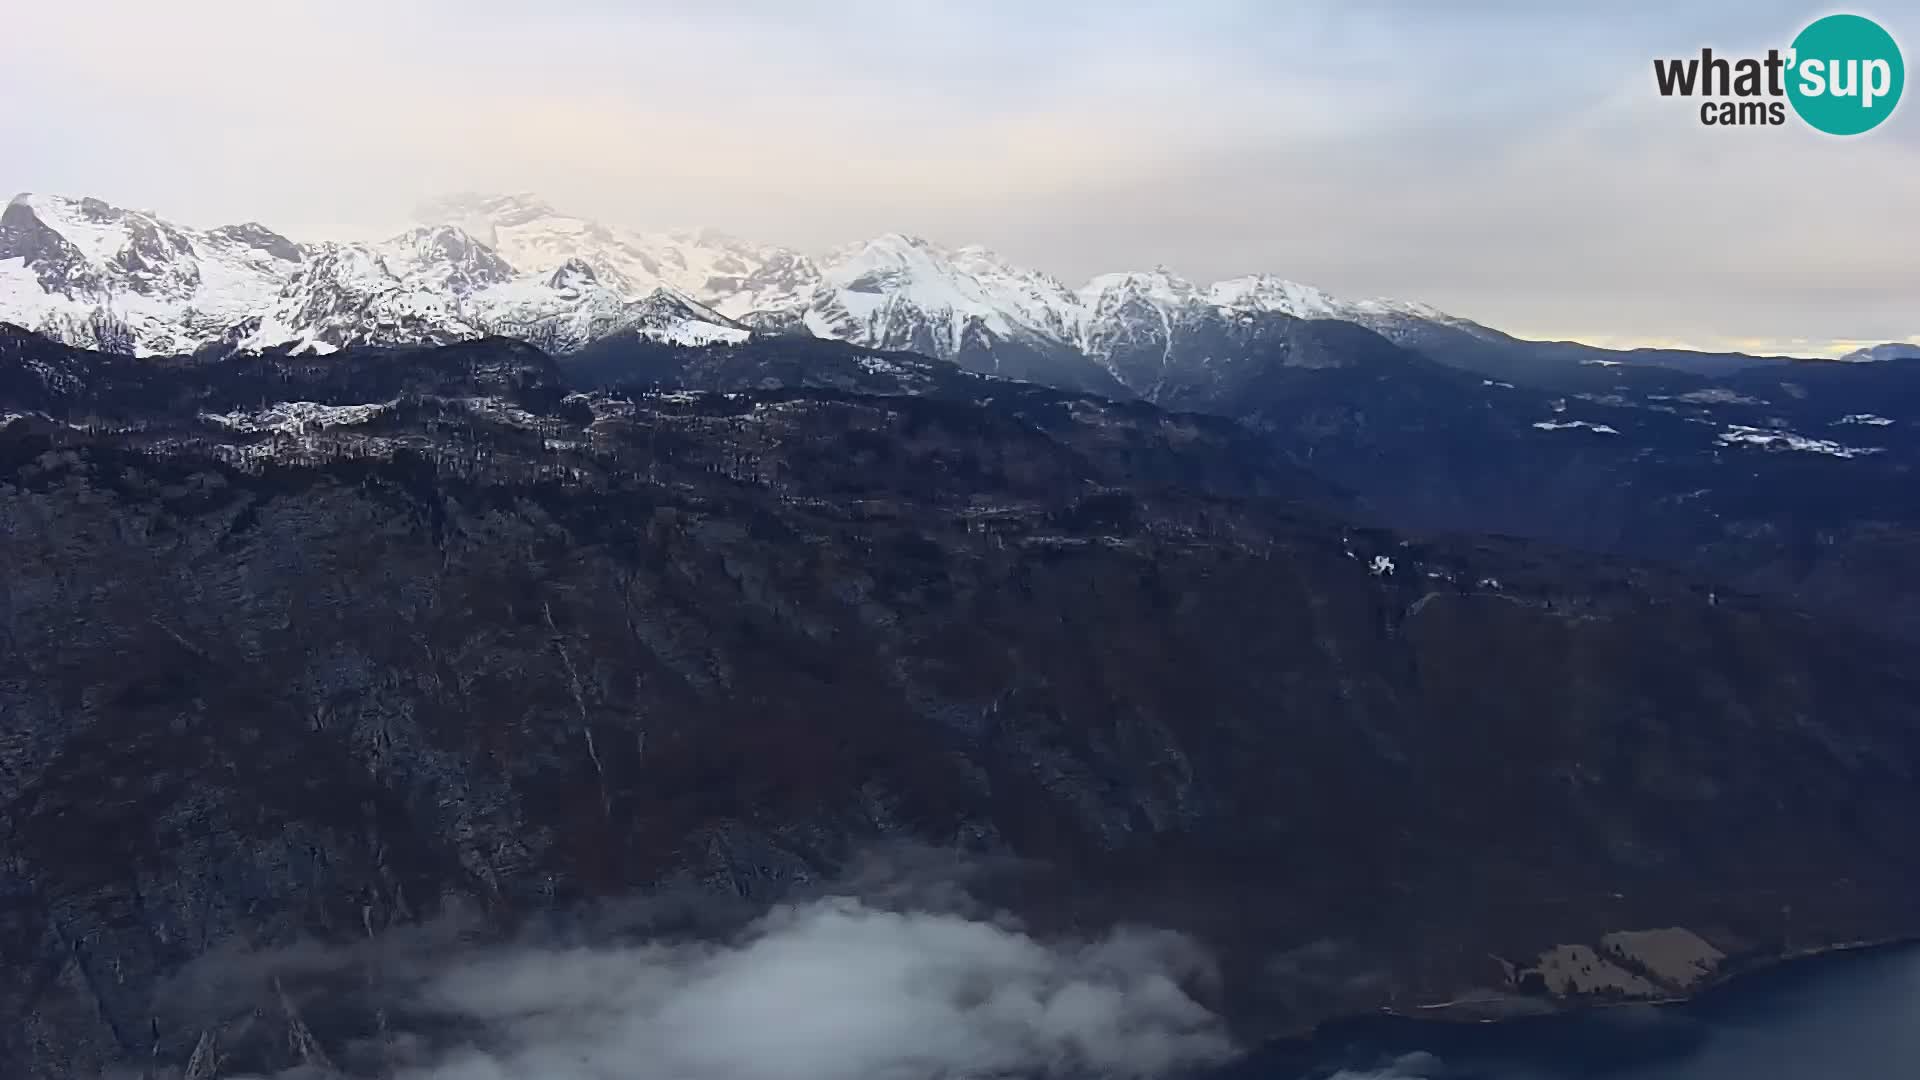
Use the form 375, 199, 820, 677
6, 0, 1915, 352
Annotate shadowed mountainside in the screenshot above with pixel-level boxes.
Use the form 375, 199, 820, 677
2, 328, 1919, 1076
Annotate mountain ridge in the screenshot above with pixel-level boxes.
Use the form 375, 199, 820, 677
7, 190, 1873, 397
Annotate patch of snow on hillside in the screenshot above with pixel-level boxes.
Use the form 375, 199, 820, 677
1533, 420, 1619, 434
203, 400, 392, 434
1717, 425, 1882, 458
1672, 389, 1763, 405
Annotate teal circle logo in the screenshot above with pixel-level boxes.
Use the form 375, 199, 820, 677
1787, 14, 1904, 135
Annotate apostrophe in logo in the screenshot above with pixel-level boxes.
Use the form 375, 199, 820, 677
1787, 14, 1904, 134
1653, 13, 1904, 134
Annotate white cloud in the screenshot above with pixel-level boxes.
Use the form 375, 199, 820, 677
187, 883, 1233, 1080
385, 898, 1231, 1080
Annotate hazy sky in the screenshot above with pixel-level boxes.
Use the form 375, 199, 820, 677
7, 0, 1916, 354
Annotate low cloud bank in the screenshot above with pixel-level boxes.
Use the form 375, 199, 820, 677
389, 896, 1231, 1080
174, 860, 1233, 1080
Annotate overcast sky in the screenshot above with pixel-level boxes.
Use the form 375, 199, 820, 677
7, 0, 1915, 354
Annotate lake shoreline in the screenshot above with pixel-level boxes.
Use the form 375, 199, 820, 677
1220, 936, 1920, 1079
1385, 933, 1920, 1025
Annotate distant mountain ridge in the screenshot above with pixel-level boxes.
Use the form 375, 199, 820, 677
1842, 341, 1920, 363
6, 190, 1885, 396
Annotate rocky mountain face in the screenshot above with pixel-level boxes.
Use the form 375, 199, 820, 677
3, 326, 1920, 1078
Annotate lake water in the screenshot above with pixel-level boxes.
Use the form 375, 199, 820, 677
1225, 944, 1920, 1079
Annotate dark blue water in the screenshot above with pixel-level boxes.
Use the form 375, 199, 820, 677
1227, 944, 1920, 1079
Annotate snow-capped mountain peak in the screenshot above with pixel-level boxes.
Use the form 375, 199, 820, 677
1081, 267, 1202, 310
411, 194, 817, 317
806, 233, 1084, 358
617, 288, 752, 347
205, 222, 305, 265
1075, 267, 1215, 387
824, 233, 966, 297
1205, 275, 1344, 319
373, 224, 517, 295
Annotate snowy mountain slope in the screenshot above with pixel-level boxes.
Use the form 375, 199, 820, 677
234, 242, 484, 354
0, 195, 749, 357
800, 233, 1120, 392
801, 234, 1070, 355
1070, 267, 1490, 396
1205, 274, 1496, 341
0, 193, 301, 354
237, 240, 748, 356
416, 193, 818, 316
1076, 268, 1213, 390
374, 225, 517, 294
468, 262, 749, 352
